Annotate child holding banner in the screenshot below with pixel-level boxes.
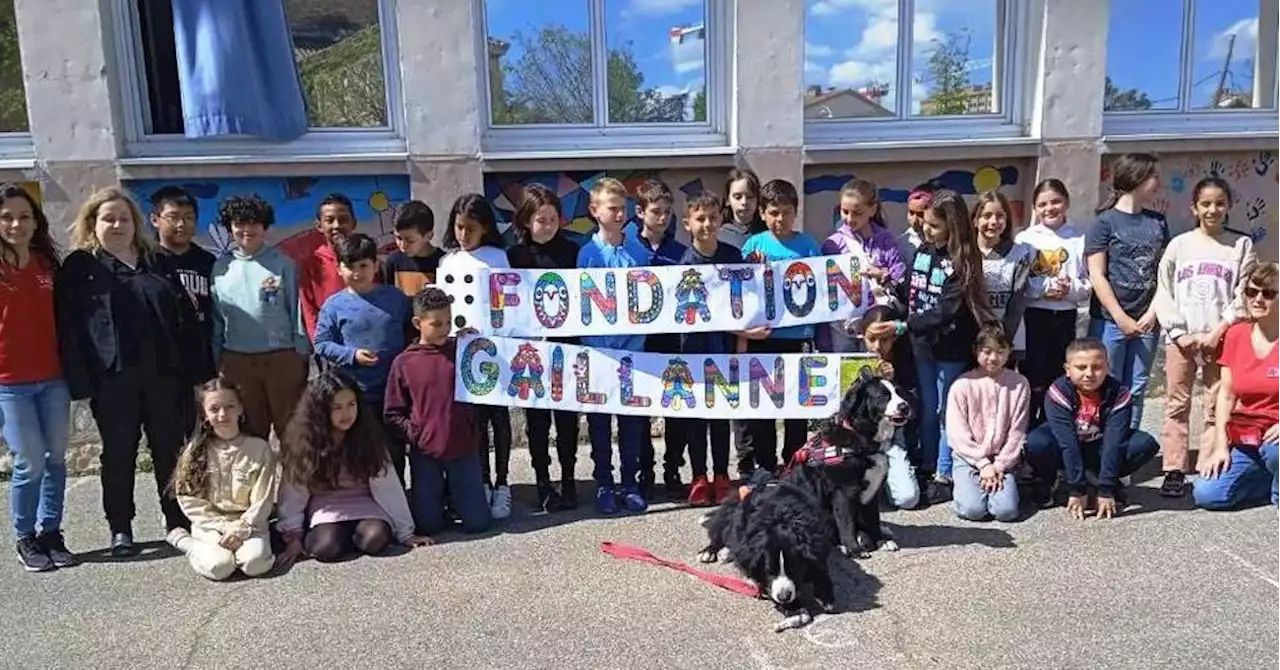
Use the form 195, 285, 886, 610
629, 179, 690, 500
577, 178, 652, 514
506, 184, 583, 512
738, 179, 822, 474
440, 194, 515, 520
865, 190, 992, 506
719, 168, 764, 250
674, 192, 742, 505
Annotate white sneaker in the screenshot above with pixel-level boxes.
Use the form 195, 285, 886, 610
490, 485, 512, 520
165, 528, 193, 554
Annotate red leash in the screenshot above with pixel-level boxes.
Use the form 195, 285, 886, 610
600, 541, 760, 598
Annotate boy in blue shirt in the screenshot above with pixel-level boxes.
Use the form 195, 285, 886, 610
627, 179, 689, 500
739, 179, 822, 475
314, 232, 413, 482
578, 177, 652, 514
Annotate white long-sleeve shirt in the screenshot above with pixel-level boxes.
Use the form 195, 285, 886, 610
1013, 222, 1092, 312
1154, 228, 1255, 343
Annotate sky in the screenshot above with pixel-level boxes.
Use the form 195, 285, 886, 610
481, 0, 1269, 122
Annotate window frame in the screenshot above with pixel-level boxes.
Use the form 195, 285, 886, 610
804, 0, 1029, 147
1102, 0, 1279, 137
109, 0, 406, 159
475, 0, 731, 153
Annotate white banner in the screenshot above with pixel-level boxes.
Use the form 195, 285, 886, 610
438, 254, 873, 337
455, 335, 847, 419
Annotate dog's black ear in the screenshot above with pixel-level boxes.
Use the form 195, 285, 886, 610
858, 364, 877, 382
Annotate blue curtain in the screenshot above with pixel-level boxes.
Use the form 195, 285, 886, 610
171, 0, 309, 141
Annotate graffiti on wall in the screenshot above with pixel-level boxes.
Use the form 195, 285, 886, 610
127, 175, 411, 264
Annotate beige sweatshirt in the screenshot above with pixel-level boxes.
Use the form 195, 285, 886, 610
1154, 228, 1255, 343
177, 435, 278, 541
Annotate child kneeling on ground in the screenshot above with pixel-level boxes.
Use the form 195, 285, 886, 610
383, 288, 493, 535
944, 324, 1030, 522
170, 377, 277, 581
1025, 338, 1159, 519
857, 305, 921, 509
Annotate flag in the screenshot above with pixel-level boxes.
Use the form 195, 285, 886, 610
669, 24, 705, 44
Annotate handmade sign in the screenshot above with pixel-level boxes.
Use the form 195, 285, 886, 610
839, 354, 881, 397
455, 334, 845, 419
439, 254, 872, 338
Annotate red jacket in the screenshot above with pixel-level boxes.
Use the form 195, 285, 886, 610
300, 244, 345, 341
383, 341, 478, 461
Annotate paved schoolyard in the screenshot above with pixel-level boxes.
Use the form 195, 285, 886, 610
1, 404, 1277, 670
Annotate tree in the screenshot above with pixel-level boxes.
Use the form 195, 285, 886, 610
297, 24, 387, 127
921, 31, 973, 116
1103, 76, 1153, 111
494, 25, 688, 125
0, 0, 27, 133
692, 89, 707, 122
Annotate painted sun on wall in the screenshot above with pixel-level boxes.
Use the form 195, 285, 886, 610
127, 175, 411, 264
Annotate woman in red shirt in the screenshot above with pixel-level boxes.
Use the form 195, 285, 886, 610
1194, 262, 1280, 509
0, 184, 74, 572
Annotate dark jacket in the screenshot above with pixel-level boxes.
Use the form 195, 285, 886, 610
383, 340, 477, 461
1044, 375, 1134, 495
899, 243, 979, 364
507, 232, 583, 345
54, 249, 211, 400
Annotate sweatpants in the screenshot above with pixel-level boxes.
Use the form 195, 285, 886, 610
186, 528, 273, 581
740, 338, 810, 474
219, 350, 308, 443
476, 405, 512, 488
1160, 342, 1220, 473
90, 367, 191, 534
1024, 423, 1160, 487
1020, 308, 1078, 427
526, 408, 579, 483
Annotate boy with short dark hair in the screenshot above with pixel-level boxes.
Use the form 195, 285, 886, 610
301, 193, 358, 341
314, 232, 412, 481
382, 200, 444, 296
383, 288, 491, 536
1024, 337, 1159, 519
737, 179, 822, 475
150, 186, 218, 396
577, 177, 652, 515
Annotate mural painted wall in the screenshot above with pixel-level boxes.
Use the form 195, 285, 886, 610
126, 175, 411, 264
1098, 150, 1278, 261
482, 160, 1033, 246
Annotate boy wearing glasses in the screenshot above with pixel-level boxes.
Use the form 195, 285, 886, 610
151, 186, 217, 377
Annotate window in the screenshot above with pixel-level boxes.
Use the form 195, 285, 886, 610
803, 0, 1024, 143
114, 0, 403, 156
0, 0, 28, 134
1104, 0, 1279, 135
478, 0, 727, 152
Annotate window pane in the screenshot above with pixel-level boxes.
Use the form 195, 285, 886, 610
1105, 0, 1184, 111
911, 0, 1000, 116
1191, 0, 1277, 109
286, 0, 388, 128
0, 0, 27, 132
804, 0, 899, 119
484, 0, 594, 125
605, 0, 707, 124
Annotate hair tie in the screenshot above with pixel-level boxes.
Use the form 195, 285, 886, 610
907, 190, 933, 207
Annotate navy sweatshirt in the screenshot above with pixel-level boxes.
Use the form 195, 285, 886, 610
1044, 375, 1134, 495
900, 244, 979, 363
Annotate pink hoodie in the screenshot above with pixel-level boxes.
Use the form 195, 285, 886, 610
945, 368, 1030, 473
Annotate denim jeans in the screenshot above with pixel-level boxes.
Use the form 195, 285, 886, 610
951, 459, 1020, 522
1023, 423, 1160, 487
587, 413, 646, 489
0, 379, 71, 539
409, 450, 492, 534
884, 437, 920, 509
1193, 441, 1280, 510
1088, 318, 1159, 428
913, 356, 968, 477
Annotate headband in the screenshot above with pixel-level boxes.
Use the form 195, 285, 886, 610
907, 190, 933, 207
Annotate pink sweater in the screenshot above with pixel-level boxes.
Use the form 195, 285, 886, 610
945, 368, 1030, 473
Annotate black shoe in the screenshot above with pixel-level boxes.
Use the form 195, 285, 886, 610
663, 471, 685, 499
559, 478, 579, 510
536, 481, 562, 512
37, 531, 76, 568
925, 478, 953, 505
1113, 484, 1129, 508
638, 476, 656, 502
110, 532, 138, 558
15, 536, 54, 572
1028, 479, 1057, 509
1159, 471, 1187, 498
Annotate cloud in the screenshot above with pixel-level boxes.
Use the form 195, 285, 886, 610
806, 41, 835, 58
805, 59, 826, 73
626, 0, 704, 17
810, 0, 891, 18
670, 38, 705, 75
823, 3, 942, 104
1206, 17, 1258, 60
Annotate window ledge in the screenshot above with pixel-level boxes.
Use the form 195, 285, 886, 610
1103, 111, 1279, 140
805, 136, 1040, 164
0, 157, 35, 171
117, 152, 409, 167
482, 145, 736, 171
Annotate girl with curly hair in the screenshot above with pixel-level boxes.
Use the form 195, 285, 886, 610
276, 370, 428, 565
171, 376, 276, 580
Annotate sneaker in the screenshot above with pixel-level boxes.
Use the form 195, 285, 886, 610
1112, 484, 1129, 508
621, 487, 648, 513
712, 474, 732, 504
688, 476, 712, 506
484, 484, 494, 505
110, 531, 138, 558
595, 486, 618, 515
559, 478, 579, 510
664, 471, 686, 499
536, 481, 562, 513
1159, 471, 1187, 498
1028, 478, 1057, 509
165, 527, 193, 555
490, 485, 513, 520
925, 477, 953, 505
36, 531, 76, 568
15, 536, 54, 572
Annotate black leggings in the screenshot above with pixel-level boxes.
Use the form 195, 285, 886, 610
1020, 308, 1078, 426
304, 519, 392, 562
526, 408, 579, 483
476, 405, 513, 487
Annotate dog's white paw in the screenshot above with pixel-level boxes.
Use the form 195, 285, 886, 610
855, 531, 872, 550
717, 547, 733, 563
837, 544, 851, 557
697, 549, 718, 563
773, 612, 813, 632
879, 539, 900, 552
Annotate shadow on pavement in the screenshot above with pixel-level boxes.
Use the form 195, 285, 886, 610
894, 523, 1016, 550
76, 540, 175, 565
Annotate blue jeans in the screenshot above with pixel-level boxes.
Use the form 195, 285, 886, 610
409, 450, 492, 535
951, 459, 1020, 522
1088, 319, 1159, 428
913, 356, 968, 477
0, 380, 71, 539
884, 437, 919, 509
1024, 423, 1160, 486
587, 413, 646, 489
1193, 441, 1280, 510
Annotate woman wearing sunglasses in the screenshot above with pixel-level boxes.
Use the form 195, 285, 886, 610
1194, 261, 1280, 509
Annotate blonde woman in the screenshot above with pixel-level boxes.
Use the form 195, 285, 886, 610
55, 186, 211, 557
